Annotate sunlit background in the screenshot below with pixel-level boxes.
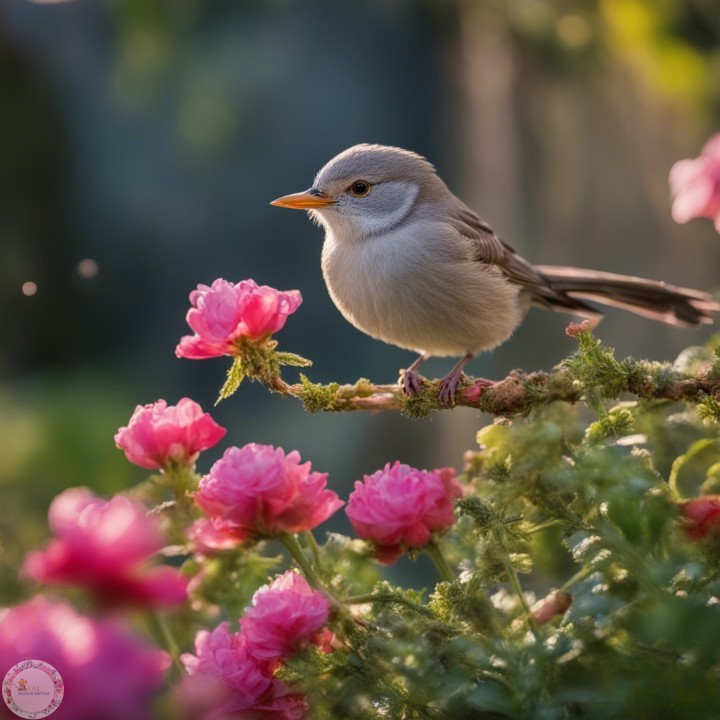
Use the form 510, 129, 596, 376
1, 0, 719, 601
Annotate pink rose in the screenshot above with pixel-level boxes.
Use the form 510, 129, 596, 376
0, 596, 168, 720
176, 278, 302, 360
188, 517, 245, 552
195, 444, 344, 541
179, 622, 307, 720
345, 461, 463, 564
670, 134, 720, 232
678, 495, 720, 540
23, 487, 187, 607
114, 398, 226, 470
242, 571, 330, 662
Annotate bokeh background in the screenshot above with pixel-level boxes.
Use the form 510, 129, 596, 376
2, 0, 719, 602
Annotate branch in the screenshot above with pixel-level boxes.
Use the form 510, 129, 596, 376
235, 327, 720, 419
263, 366, 720, 420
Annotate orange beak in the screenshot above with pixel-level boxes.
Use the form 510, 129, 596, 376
270, 188, 335, 210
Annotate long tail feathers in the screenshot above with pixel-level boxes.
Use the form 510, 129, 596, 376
536, 265, 720, 328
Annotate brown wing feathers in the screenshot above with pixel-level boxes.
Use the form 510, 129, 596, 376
452, 200, 720, 328
536, 265, 720, 327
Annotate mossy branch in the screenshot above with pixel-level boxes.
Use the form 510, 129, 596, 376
276, 364, 720, 419
225, 327, 720, 418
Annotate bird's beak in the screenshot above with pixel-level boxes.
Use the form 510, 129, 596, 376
270, 188, 335, 209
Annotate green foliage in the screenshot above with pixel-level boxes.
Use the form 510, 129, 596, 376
12, 332, 720, 718
217, 338, 312, 402
297, 375, 344, 413
697, 394, 720, 423
185, 543, 284, 621
263, 367, 720, 718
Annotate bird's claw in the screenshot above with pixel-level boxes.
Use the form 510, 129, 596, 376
438, 374, 462, 406
400, 369, 424, 397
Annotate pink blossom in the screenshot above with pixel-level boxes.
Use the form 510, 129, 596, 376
179, 622, 307, 720
23, 487, 187, 607
670, 134, 720, 232
188, 517, 245, 552
345, 461, 463, 564
0, 596, 168, 720
242, 571, 330, 662
195, 444, 344, 540
678, 495, 720, 540
114, 397, 226, 470
176, 279, 302, 360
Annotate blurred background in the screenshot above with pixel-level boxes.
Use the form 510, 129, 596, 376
1, 0, 719, 601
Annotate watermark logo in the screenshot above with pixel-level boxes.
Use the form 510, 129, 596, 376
3, 660, 63, 718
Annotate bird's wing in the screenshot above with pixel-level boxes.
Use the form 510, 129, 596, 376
448, 204, 552, 293
448, 202, 602, 317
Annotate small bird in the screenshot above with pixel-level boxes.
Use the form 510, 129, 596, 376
271, 144, 720, 405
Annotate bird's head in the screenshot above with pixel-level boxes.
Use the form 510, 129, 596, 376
271, 144, 443, 242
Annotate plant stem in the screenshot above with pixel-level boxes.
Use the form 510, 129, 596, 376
668, 438, 718, 500
493, 529, 540, 640
425, 541, 455, 583
151, 610, 184, 678
525, 519, 564, 535
280, 532, 325, 590
559, 564, 595, 593
162, 463, 199, 511
281, 534, 355, 629
304, 530, 323, 570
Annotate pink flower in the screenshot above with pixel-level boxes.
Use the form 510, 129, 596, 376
23, 487, 187, 607
670, 134, 720, 232
0, 596, 168, 720
242, 571, 330, 663
179, 622, 307, 720
176, 279, 302, 360
195, 444, 344, 541
188, 517, 245, 552
345, 461, 463, 564
114, 398, 226, 470
678, 495, 720, 540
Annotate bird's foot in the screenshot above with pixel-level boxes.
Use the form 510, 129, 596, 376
438, 372, 465, 406
438, 352, 475, 406
400, 368, 425, 397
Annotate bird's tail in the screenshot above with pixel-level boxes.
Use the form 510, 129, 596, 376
536, 265, 720, 328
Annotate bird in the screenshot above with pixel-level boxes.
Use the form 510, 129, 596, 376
270, 143, 720, 405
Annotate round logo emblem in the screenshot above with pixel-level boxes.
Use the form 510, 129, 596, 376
3, 660, 64, 718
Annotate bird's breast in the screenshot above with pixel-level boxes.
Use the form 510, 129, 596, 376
320, 225, 526, 357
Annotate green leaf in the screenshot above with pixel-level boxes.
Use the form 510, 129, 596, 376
274, 351, 313, 368
216, 357, 246, 403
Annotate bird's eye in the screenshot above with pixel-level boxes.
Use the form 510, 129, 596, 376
349, 180, 371, 197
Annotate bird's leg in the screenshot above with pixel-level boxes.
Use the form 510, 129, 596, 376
438, 353, 475, 406
400, 353, 429, 396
